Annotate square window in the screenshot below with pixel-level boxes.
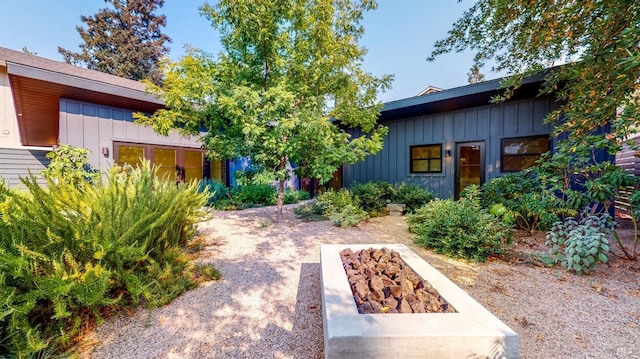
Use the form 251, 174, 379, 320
410, 144, 443, 173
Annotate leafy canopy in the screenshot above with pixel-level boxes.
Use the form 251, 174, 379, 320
59, 0, 171, 85
430, 1, 640, 155
137, 0, 392, 220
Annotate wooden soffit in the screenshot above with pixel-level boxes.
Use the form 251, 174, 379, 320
7, 62, 164, 147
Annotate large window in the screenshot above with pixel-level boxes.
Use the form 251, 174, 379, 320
114, 142, 227, 185
501, 136, 549, 172
410, 144, 442, 173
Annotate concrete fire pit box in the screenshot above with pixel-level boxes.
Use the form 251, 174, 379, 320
320, 243, 519, 358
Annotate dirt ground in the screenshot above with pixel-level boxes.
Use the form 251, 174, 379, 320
83, 205, 640, 358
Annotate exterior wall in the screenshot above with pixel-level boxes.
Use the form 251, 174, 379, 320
0, 66, 22, 147
0, 147, 49, 187
59, 98, 202, 171
615, 135, 640, 215
343, 96, 558, 198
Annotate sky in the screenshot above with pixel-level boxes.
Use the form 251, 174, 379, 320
0, 0, 487, 103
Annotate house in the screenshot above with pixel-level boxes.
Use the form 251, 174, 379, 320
342, 74, 563, 199
0, 46, 227, 187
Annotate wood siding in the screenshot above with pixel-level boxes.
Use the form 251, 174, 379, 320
59, 99, 202, 171
0, 147, 49, 187
615, 135, 640, 216
343, 96, 558, 198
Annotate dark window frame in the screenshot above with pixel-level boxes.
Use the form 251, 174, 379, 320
410, 144, 443, 174
500, 135, 550, 173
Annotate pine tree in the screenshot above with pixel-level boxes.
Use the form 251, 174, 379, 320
58, 0, 171, 85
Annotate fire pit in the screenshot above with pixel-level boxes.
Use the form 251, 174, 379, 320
320, 244, 519, 359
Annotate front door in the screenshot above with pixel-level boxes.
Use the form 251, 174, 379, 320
455, 141, 485, 199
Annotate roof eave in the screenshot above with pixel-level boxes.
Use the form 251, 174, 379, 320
7, 62, 164, 106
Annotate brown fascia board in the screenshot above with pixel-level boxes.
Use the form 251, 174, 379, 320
0, 46, 163, 105
7, 62, 163, 106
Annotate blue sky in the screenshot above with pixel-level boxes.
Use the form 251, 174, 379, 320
0, 0, 486, 102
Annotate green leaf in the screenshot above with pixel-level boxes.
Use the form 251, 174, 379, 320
598, 252, 608, 263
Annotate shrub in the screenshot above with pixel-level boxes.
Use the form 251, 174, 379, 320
328, 204, 369, 227
407, 198, 511, 261
389, 182, 434, 213
315, 188, 357, 211
282, 188, 310, 204
479, 171, 569, 232
295, 189, 369, 227
198, 178, 229, 206
546, 212, 611, 274
235, 184, 277, 206
41, 144, 100, 186
351, 181, 394, 214
294, 201, 326, 221
0, 163, 216, 357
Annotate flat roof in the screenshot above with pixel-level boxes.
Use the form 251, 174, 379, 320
380, 72, 548, 121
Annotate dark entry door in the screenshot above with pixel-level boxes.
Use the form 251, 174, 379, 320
455, 141, 485, 199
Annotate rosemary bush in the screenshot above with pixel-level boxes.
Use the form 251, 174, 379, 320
0, 163, 213, 357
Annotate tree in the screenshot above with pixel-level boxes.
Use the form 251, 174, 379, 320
58, 0, 171, 85
429, 1, 640, 156
136, 0, 392, 222
21, 46, 37, 55
467, 63, 485, 84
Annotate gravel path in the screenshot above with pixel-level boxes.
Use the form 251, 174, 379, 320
83, 205, 640, 359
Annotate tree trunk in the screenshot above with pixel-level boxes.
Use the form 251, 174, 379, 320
277, 179, 285, 223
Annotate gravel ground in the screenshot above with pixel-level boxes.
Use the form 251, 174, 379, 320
83, 204, 640, 359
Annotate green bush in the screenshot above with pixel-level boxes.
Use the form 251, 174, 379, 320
294, 201, 326, 221
479, 171, 569, 232
235, 184, 277, 207
351, 181, 394, 214
407, 198, 511, 261
282, 188, 310, 204
198, 178, 229, 206
295, 189, 369, 227
0, 162, 215, 357
389, 182, 434, 213
41, 143, 100, 186
328, 204, 369, 227
546, 213, 611, 274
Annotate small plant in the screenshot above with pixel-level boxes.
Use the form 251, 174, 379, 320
258, 218, 271, 227
328, 203, 369, 227
389, 182, 434, 213
295, 189, 369, 227
282, 188, 310, 204
294, 201, 326, 221
407, 198, 510, 261
198, 178, 228, 206
234, 184, 277, 207
546, 212, 611, 274
41, 144, 100, 186
351, 181, 394, 214
479, 171, 569, 233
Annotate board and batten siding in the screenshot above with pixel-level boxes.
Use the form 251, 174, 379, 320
59, 98, 203, 171
343, 96, 558, 198
0, 147, 50, 187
